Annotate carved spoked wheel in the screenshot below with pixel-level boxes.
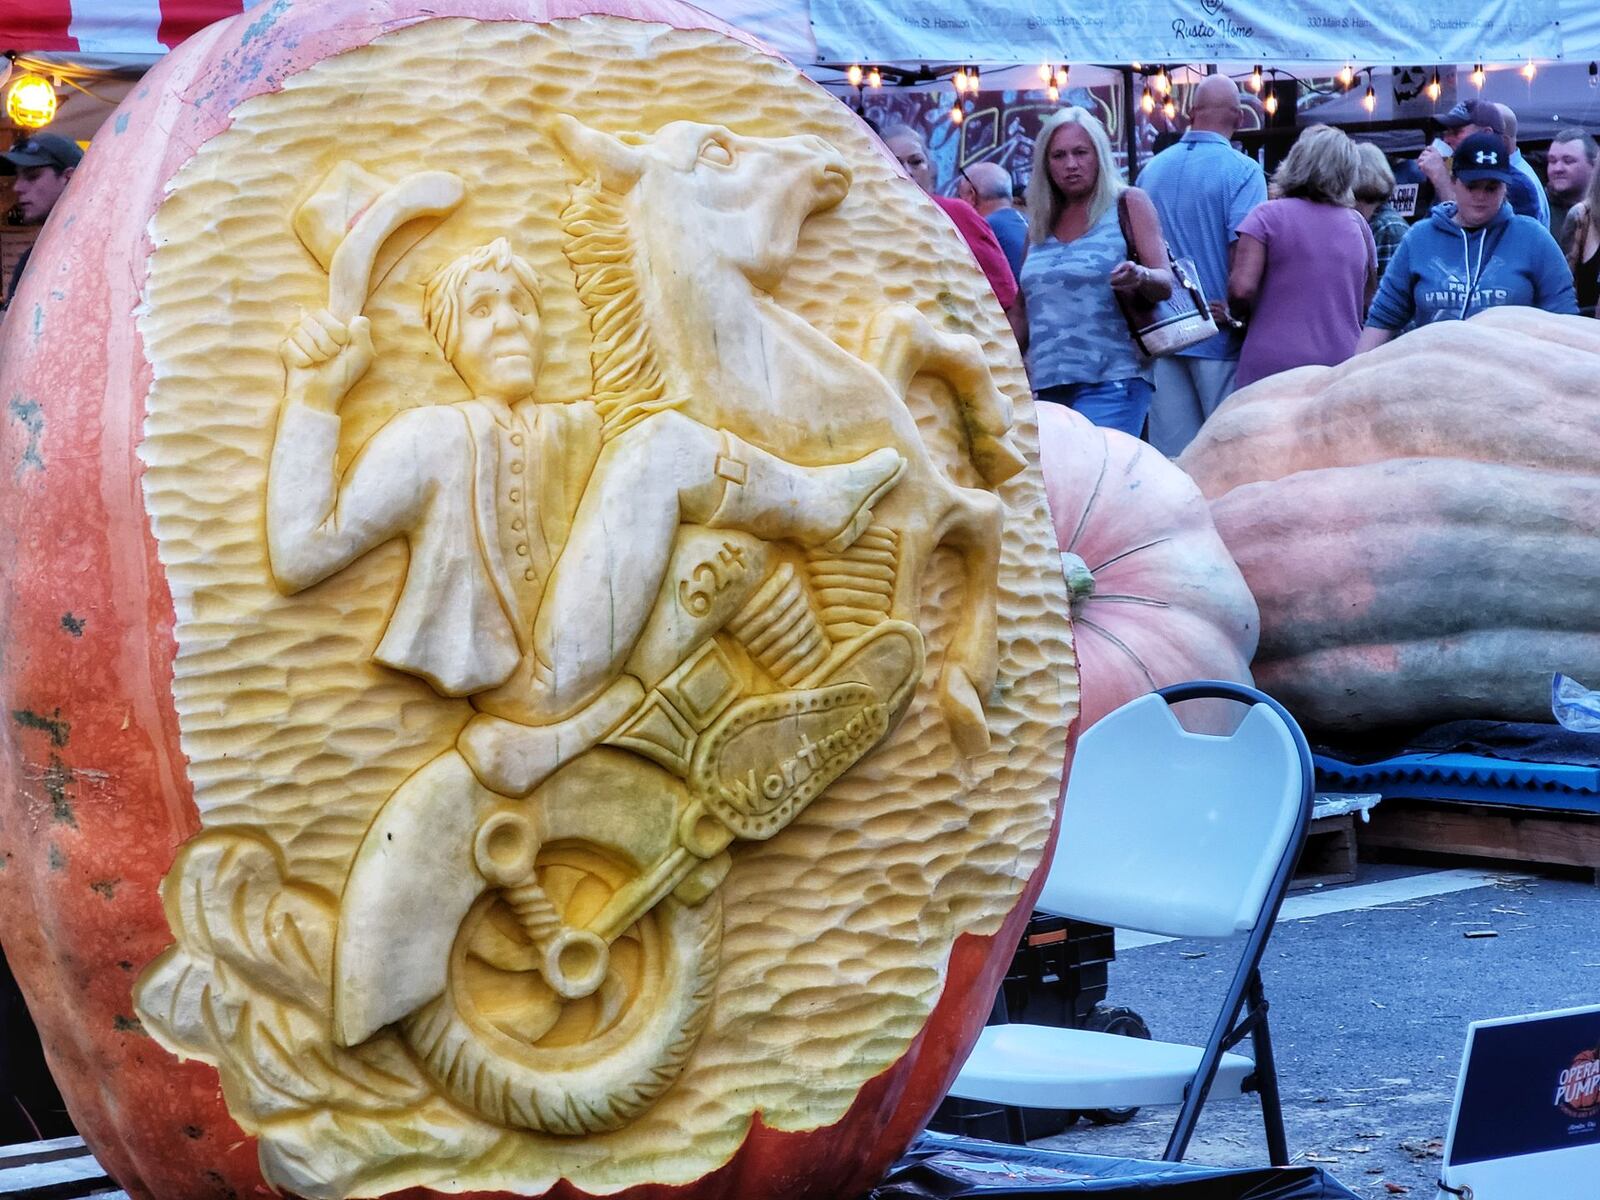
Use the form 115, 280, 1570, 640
403, 842, 722, 1135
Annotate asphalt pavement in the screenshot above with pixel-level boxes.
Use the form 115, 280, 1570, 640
1030, 861, 1600, 1197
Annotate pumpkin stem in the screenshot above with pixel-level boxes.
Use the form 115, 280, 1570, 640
1060, 551, 1095, 613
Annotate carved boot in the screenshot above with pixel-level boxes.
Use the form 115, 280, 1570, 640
706, 433, 905, 554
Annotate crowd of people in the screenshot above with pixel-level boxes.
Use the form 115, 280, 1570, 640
893, 80, 1593, 455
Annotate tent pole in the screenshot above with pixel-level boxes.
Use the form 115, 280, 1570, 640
1122, 65, 1139, 183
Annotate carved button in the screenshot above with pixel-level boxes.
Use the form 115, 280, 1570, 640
516, 543, 528, 557
511, 433, 524, 446
524, 568, 536, 581
509, 490, 521, 502
511, 461, 523, 474
512, 519, 524, 531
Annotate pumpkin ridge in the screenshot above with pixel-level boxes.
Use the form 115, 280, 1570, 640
1088, 594, 1172, 608
1065, 447, 1111, 553
1075, 617, 1160, 691
1089, 537, 1172, 576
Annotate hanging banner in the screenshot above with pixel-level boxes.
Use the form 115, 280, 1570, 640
809, 0, 1560, 67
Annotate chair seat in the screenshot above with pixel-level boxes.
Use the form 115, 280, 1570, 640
949, 1024, 1255, 1110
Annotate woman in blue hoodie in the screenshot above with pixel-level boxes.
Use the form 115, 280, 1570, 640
1357, 131, 1575, 352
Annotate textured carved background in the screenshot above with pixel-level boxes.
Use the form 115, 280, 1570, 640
137, 15, 1076, 1195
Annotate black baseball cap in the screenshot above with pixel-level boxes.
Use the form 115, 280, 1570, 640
1452, 131, 1517, 185
1437, 99, 1505, 135
1, 133, 84, 174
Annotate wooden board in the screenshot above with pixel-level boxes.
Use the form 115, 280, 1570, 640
1359, 799, 1600, 881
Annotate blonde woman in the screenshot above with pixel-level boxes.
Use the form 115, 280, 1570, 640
1018, 106, 1174, 435
1224, 124, 1376, 389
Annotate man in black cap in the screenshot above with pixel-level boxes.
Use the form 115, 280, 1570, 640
1416, 99, 1542, 221
2, 133, 83, 309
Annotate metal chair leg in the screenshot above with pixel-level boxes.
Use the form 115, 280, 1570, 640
1246, 972, 1290, 1166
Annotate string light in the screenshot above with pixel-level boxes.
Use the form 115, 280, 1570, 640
1521, 59, 1538, 81
1153, 66, 1171, 96
867, 67, 882, 88
847, 63, 863, 87
1248, 64, 1263, 93
5, 73, 56, 129
1162, 97, 1177, 120
1054, 65, 1070, 88
1263, 85, 1278, 117
1590, 61, 1598, 88
1426, 69, 1441, 102
950, 104, 964, 125
1140, 85, 1155, 115
1363, 83, 1377, 114
1047, 84, 1060, 103
1039, 63, 1053, 83
953, 67, 969, 94
1471, 63, 1486, 89
1338, 62, 1355, 89
1131, 61, 1143, 71
969, 65, 981, 92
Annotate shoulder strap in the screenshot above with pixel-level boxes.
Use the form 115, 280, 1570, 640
1116, 189, 1141, 265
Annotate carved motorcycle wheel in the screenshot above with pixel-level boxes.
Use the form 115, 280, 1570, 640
403, 842, 722, 1136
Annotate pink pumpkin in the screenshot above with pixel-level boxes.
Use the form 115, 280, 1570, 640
1036, 402, 1259, 733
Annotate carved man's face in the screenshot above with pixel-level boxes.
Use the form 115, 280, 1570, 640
450, 268, 543, 401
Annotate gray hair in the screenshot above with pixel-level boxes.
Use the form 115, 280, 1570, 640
1025, 106, 1123, 245
964, 161, 1015, 202
1270, 124, 1359, 207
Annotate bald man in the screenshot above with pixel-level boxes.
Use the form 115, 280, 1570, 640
957, 160, 1028, 277
1134, 74, 1266, 455
1496, 102, 1550, 225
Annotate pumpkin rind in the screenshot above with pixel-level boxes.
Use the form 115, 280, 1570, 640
1181, 309, 1600, 731
1037, 403, 1258, 733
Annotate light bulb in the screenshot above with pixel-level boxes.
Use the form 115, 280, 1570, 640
953, 67, 968, 94
1426, 70, 1441, 102
1363, 84, 1377, 113
1131, 61, 1143, 71
1154, 68, 1170, 95
847, 63, 863, 88
1338, 63, 1355, 88
1140, 86, 1155, 115
1248, 65, 1263, 93
867, 67, 882, 88
1055, 65, 1069, 88
1263, 88, 1278, 117
950, 104, 964, 125
1522, 60, 1537, 81
1047, 84, 1060, 103
1039, 63, 1053, 83
5, 73, 56, 129
1590, 61, 1598, 87
1471, 63, 1486, 89
1162, 98, 1177, 120
969, 66, 981, 92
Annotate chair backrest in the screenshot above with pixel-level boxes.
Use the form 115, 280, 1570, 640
1038, 690, 1308, 939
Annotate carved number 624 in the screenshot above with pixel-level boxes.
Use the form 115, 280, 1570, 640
679, 542, 749, 617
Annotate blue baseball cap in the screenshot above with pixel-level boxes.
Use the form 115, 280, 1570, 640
1452, 131, 1516, 185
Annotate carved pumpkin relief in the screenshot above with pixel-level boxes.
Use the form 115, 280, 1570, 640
120, 13, 1076, 1199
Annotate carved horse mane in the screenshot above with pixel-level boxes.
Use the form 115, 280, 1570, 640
559, 180, 681, 439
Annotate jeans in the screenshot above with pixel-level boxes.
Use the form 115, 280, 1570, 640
1148, 356, 1239, 456
1036, 378, 1154, 439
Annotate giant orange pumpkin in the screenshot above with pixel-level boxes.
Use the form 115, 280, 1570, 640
1036, 402, 1258, 733
0, 2, 1077, 1197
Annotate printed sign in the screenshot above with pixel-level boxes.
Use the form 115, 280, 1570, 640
1441, 1005, 1600, 1199
809, 0, 1559, 68
1391, 183, 1420, 219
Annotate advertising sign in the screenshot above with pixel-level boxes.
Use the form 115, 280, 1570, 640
1441, 1005, 1600, 1199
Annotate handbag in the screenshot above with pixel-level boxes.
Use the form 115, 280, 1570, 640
1114, 191, 1219, 358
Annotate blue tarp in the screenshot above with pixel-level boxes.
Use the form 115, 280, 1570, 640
870, 1131, 1362, 1198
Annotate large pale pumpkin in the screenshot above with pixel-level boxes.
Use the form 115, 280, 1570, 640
1180, 308, 1600, 732
1037, 402, 1258, 733
0, 2, 1077, 1198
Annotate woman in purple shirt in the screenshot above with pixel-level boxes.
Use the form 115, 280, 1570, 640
1224, 125, 1377, 390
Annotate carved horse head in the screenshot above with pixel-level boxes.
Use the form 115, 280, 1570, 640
550, 115, 852, 291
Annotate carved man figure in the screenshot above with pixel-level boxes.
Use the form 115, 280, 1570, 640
269, 237, 904, 792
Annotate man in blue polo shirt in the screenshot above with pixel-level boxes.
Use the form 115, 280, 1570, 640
1136, 74, 1266, 455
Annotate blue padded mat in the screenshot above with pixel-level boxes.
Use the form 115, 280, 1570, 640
1314, 752, 1600, 813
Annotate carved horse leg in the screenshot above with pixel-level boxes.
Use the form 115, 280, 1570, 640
864, 303, 1027, 487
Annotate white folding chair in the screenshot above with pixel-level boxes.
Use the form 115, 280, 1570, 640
948, 680, 1314, 1164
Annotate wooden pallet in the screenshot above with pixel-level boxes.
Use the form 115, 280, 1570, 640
1291, 793, 1382, 889
0, 1135, 120, 1199
1358, 798, 1600, 884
